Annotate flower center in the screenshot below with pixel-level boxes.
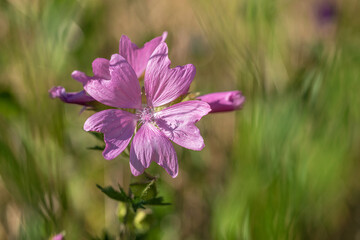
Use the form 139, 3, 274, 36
136, 107, 154, 124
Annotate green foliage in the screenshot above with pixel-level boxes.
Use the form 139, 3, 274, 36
0, 0, 359, 239
97, 178, 170, 212
87, 145, 106, 151
96, 185, 130, 203
89, 132, 105, 141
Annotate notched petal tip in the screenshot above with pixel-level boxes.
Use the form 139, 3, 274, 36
161, 31, 168, 41
92, 58, 110, 79
84, 56, 141, 109
119, 32, 169, 78
148, 42, 169, 64
145, 42, 197, 107
110, 54, 126, 65
119, 34, 131, 43
155, 42, 169, 55
120, 34, 130, 39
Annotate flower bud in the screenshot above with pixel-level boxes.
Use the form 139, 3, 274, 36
197, 91, 245, 113
49, 86, 95, 106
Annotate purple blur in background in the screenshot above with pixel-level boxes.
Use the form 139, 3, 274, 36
316, 1, 337, 25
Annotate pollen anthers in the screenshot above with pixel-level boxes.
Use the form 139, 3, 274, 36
136, 107, 155, 124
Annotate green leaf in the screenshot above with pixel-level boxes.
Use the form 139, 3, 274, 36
87, 145, 105, 151
130, 196, 170, 212
131, 198, 147, 212
143, 197, 171, 206
89, 132, 104, 141
130, 180, 157, 201
97, 180, 170, 212
96, 184, 129, 202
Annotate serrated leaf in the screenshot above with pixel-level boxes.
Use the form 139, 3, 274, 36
96, 184, 129, 202
97, 181, 170, 212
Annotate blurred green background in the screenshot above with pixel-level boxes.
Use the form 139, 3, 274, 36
0, 0, 360, 239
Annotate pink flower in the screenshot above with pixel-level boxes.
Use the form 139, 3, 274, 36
50, 32, 167, 106
83, 42, 210, 178
197, 91, 245, 113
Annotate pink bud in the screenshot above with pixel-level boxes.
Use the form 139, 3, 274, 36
52, 233, 64, 240
197, 91, 245, 113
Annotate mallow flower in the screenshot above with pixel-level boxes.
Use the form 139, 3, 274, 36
81, 42, 211, 178
49, 32, 167, 106
197, 91, 245, 113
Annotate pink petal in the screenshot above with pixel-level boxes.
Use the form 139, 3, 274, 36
130, 123, 178, 178
197, 91, 245, 113
71, 70, 91, 85
154, 101, 211, 151
92, 58, 110, 79
52, 234, 64, 240
71, 58, 110, 85
84, 54, 142, 109
84, 109, 137, 160
119, 32, 167, 78
144, 42, 196, 107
